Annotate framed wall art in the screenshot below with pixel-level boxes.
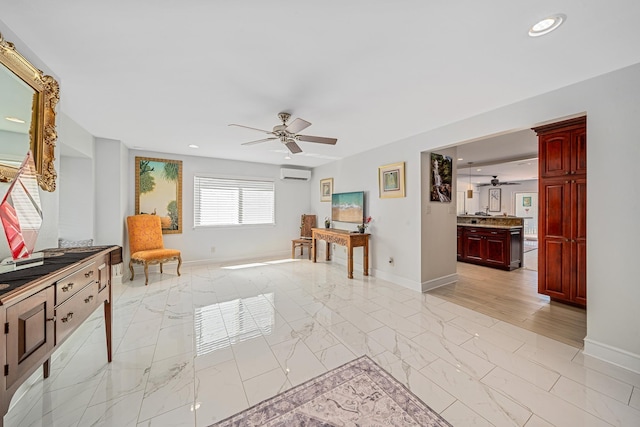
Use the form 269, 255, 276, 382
135, 156, 183, 234
429, 153, 452, 203
320, 177, 333, 202
378, 161, 405, 198
489, 187, 501, 212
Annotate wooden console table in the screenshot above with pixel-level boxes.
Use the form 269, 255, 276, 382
311, 228, 370, 279
0, 246, 121, 427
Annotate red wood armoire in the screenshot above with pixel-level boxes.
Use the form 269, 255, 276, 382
533, 116, 587, 307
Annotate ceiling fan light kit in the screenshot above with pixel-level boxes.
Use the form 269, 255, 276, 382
229, 112, 337, 154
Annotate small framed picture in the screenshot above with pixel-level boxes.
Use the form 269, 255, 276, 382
378, 162, 406, 198
489, 188, 501, 212
320, 178, 333, 202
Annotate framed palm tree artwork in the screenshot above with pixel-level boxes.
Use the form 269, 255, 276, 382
135, 156, 183, 234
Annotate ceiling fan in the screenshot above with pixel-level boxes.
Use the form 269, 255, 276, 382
477, 175, 521, 187
229, 112, 337, 154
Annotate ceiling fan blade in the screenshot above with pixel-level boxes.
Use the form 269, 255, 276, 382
241, 137, 278, 146
285, 118, 311, 134
297, 135, 337, 145
228, 124, 273, 134
285, 140, 303, 154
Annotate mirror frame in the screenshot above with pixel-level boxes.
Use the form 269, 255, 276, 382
0, 32, 59, 192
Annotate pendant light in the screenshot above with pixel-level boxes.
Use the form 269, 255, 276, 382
466, 162, 473, 198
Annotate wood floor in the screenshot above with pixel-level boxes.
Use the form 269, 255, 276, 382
427, 261, 586, 348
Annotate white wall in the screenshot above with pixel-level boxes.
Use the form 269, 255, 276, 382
58, 156, 94, 241
127, 150, 311, 264
313, 61, 640, 372
476, 180, 538, 216
421, 148, 458, 290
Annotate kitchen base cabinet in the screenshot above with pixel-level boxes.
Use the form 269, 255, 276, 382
457, 226, 523, 271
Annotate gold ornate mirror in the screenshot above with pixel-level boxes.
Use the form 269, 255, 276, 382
0, 32, 59, 192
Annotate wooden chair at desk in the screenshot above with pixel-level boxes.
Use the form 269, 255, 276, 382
291, 214, 316, 259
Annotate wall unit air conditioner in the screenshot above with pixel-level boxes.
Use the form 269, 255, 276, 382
280, 168, 311, 181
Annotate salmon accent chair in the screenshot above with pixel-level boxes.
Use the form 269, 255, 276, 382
291, 214, 316, 259
127, 214, 182, 285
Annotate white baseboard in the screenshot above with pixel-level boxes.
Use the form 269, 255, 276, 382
372, 268, 422, 292
583, 337, 640, 375
421, 273, 458, 292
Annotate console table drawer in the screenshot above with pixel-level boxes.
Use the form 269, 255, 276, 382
55, 281, 101, 343
56, 261, 97, 305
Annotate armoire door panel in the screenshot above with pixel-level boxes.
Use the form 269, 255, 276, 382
572, 128, 587, 175
573, 179, 587, 240
542, 182, 569, 238
573, 240, 587, 305
540, 239, 570, 299
540, 132, 571, 177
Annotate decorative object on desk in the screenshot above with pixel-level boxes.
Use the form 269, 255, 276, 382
320, 177, 333, 202
378, 161, 406, 198
58, 238, 93, 248
357, 216, 372, 233
332, 191, 364, 223
430, 152, 452, 202
489, 187, 501, 212
0, 150, 44, 273
324, 216, 331, 228
212, 355, 452, 427
135, 156, 182, 234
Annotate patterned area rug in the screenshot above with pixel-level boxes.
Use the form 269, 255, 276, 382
211, 355, 452, 426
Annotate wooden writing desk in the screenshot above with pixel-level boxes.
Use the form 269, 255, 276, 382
311, 228, 370, 279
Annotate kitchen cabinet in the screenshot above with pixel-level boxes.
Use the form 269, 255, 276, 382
534, 117, 587, 307
457, 226, 523, 270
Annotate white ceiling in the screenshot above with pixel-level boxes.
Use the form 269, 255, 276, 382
1, 1, 640, 168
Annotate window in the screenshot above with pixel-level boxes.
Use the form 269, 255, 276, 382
194, 175, 275, 227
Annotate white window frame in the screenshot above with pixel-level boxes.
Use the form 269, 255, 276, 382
194, 174, 275, 228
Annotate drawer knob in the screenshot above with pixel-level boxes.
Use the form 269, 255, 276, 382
84, 295, 94, 303
62, 283, 74, 292
61, 312, 74, 323
85, 271, 94, 278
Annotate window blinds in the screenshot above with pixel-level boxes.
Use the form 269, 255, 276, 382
194, 176, 275, 226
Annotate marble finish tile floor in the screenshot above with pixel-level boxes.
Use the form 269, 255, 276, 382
4, 258, 639, 426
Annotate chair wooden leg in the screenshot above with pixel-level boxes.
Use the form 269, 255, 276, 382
292, 243, 295, 259
129, 260, 135, 281
308, 244, 312, 260
160, 263, 163, 274
144, 263, 149, 286
177, 256, 182, 276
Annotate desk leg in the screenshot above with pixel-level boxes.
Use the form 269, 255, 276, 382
347, 245, 354, 279
364, 240, 369, 276
326, 241, 331, 261
43, 358, 50, 378
104, 300, 112, 363
312, 238, 317, 263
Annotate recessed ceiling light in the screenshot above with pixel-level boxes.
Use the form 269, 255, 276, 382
284, 155, 291, 160
457, 158, 463, 161
5, 116, 25, 124
188, 144, 199, 149
476, 168, 482, 172
529, 14, 566, 37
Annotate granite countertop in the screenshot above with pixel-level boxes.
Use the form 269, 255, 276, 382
457, 223, 523, 230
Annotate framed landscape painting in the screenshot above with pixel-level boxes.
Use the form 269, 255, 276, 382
378, 162, 405, 198
429, 153, 452, 203
135, 156, 183, 234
